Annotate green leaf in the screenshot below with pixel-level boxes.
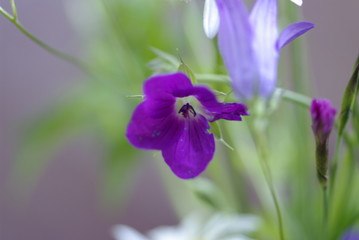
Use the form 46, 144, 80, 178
353, 99, 359, 141
150, 47, 179, 68
190, 178, 230, 210
338, 55, 359, 136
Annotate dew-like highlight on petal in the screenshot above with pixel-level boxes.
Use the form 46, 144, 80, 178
290, 0, 303, 6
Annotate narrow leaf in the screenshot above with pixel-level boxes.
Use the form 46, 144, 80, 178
338, 55, 359, 136
150, 47, 179, 67
190, 178, 225, 210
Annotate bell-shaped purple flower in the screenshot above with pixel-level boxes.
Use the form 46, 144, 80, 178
126, 73, 248, 179
216, 0, 314, 100
311, 99, 336, 144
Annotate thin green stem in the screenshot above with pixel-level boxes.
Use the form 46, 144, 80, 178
326, 136, 342, 240
0, 5, 127, 95
10, 0, 17, 19
0, 6, 13, 20
0, 6, 89, 73
250, 123, 285, 240
196, 74, 231, 84
223, 147, 244, 212
323, 188, 328, 239
276, 88, 312, 108
329, 137, 342, 196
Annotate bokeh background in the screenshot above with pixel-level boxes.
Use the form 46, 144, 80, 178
0, 0, 358, 239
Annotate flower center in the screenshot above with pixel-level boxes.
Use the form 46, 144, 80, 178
178, 103, 197, 118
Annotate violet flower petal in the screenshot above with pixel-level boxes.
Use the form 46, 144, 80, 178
210, 103, 248, 122
174, 85, 248, 121
126, 103, 184, 150
185, 86, 248, 121
216, 0, 256, 100
249, 0, 279, 98
144, 73, 193, 119
277, 22, 314, 50
174, 85, 219, 110
162, 115, 215, 179
310, 99, 336, 143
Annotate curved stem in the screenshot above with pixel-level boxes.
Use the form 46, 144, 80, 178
0, 6, 89, 73
250, 123, 285, 240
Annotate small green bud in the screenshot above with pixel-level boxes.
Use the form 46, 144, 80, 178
310, 99, 336, 189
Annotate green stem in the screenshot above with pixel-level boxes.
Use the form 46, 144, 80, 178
250, 123, 285, 240
276, 88, 312, 108
329, 137, 342, 196
323, 188, 328, 239
0, 6, 89, 73
224, 147, 244, 211
10, 0, 17, 19
196, 74, 231, 84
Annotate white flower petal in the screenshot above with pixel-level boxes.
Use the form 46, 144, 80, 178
149, 213, 204, 240
290, 0, 303, 6
203, 213, 260, 239
178, 213, 205, 237
223, 236, 254, 240
203, 0, 220, 39
112, 225, 149, 240
149, 226, 185, 240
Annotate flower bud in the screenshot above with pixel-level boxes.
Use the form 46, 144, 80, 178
310, 99, 336, 188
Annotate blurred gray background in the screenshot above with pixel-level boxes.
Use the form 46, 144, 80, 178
0, 0, 358, 239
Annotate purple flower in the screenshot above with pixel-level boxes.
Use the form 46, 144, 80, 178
216, 0, 314, 100
126, 73, 248, 179
203, 0, 303, 39
310, 99, 336, 188
310, 99, 336, 143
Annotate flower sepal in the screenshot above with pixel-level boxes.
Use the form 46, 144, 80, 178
178, 58, 197, 84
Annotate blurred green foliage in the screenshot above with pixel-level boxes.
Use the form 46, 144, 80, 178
8, 0, 359, 239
